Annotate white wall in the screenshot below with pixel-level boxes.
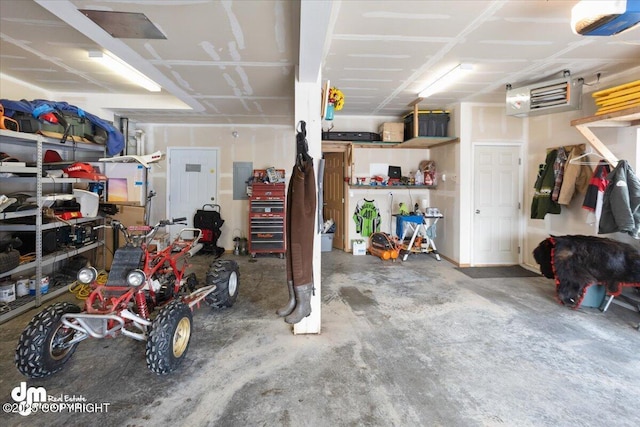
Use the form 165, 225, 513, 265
452, 103, 527, 266
138, 123, 295, 251
0, 74, 52, 101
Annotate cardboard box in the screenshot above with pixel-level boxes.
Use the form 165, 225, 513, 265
104, 205, 145, 269
150, 232, 170, 252
379, 122, 404, 142
352, 240, 367, 256
105, 163, 146, 206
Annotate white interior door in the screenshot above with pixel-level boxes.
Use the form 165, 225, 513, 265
472, 144, 521, 265
167, 147, 218, 238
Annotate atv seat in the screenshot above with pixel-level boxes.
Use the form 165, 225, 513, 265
107, 246, 143, 286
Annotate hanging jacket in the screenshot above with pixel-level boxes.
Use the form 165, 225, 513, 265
531, 149, 561, 219
557, 146, 591, 205
582, 161, 610, 212
599, 160, 640, 238
551, 147, 567, 202
353, 199, 381, 237
583, 160, 610, 226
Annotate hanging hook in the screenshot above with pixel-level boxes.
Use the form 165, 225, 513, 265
296, 120, 312, 165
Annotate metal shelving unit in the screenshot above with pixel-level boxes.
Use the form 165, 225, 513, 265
0, 129, 106, 323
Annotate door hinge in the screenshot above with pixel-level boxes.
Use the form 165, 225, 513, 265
518, 246, 521, 254
342, 198, 345, 204
518, 157, 522, 165
518, 202, 521, 209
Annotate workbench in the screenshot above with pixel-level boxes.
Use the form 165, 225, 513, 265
394, 214, 443, 261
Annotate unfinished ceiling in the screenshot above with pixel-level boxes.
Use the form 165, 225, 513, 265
0, 0, 639, 125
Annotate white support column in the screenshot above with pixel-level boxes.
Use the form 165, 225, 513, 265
289, 0, 332, 334
293, 71, 323, 335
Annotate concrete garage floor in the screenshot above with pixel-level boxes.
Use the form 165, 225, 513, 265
1, 250, 639, 427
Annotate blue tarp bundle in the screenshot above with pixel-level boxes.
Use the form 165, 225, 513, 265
0, 99, 124, 156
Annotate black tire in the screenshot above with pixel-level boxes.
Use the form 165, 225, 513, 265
0, 248, 20, 274
146, 300, 192, 375
204, 259, 240, 308
185, 272, 198, 293
15, 302, 81, 378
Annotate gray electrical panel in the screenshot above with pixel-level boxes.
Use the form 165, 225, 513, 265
233, 162, 253, 200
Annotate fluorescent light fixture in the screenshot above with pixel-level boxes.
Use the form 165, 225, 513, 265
88, 50, 161, 92
418, 63, 474, 98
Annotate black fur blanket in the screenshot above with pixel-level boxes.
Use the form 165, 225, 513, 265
533, 235, 640, 308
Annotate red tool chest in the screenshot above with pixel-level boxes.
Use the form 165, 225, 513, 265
249, 169, 286, 258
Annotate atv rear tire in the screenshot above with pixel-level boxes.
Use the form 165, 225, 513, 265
204, 259, 240, 308
146, 300, 192, 375
15, 302, 81, 378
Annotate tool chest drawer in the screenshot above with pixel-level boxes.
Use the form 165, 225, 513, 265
250, 199, 285, 213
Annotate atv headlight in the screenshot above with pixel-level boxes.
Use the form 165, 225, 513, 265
126, 269, 146, 287
77, 267, 98, 285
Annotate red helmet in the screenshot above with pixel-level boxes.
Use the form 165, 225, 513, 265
44, 150, 63, 163
63, 162, 107, 181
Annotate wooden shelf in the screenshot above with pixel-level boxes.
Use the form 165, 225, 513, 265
349, 185, 436, 190
571, 105, 640, 166
570, 105, 640, 127
322, 136, 458, 150
322, 101, 457, 150
397, 136, 459, 148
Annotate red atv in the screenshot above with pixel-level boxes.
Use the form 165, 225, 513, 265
15, 218, 239, 378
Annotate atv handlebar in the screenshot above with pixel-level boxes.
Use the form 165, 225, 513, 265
96, 217, 191, 247
159, 217, 187, 226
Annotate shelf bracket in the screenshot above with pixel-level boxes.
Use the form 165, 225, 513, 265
573, 124, 619, 167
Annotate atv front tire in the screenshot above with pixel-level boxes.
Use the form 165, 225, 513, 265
15, 302, 81, 378
146, 300, 192, 375
204, 259, 240, 308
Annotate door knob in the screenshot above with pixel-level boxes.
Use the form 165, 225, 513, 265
475, 209, 480, 214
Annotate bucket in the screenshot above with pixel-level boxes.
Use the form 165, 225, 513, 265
29, 276, 49, 296
0, 282, 16, 303
581, 285, 605, 308
16, 277, 29, 297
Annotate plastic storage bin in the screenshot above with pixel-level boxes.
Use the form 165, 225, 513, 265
403, 110, 450, 140
581, 285, 605, 308
321, 233, 334, 252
